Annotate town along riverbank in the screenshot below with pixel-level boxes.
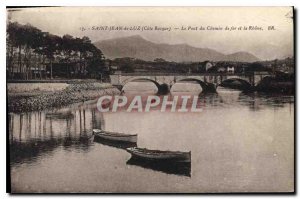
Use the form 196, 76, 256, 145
7, 82, 120, 113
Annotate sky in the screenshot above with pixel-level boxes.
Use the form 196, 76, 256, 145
7, 7, 294, 60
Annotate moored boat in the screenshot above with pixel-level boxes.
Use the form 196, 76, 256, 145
94, 137, 137, 149
92, 129, 137, 143
126, 147, 191, 163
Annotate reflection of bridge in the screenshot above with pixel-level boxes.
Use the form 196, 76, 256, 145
110, 72, 271, 93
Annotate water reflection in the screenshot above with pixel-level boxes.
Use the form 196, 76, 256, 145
196, 87, 295, 112
94, 136, 137, 150
122, 83, 294, 112
9, 88, 294, 167
45, 110, 75, 120
126, 157, 191, 177
9, 85, 294, 192
237, 92, 294, 111
9, 102, 104, 166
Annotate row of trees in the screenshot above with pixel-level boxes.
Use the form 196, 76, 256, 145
7, 22, 106, 80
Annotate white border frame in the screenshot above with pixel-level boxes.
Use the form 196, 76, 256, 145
1, 1, 298, 198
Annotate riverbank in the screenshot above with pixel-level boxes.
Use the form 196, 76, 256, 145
256, 74, 294, 94
7, 82, 120, 113
220, 73, 294, 94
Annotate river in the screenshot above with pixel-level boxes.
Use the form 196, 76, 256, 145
9, 82, 294, 193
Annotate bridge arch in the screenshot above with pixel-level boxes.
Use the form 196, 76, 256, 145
174, 78, 217, 93
121, 77, 162, 93
220, 78, 252, 90
175, 78, 207, 89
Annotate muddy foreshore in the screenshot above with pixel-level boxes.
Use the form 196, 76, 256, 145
7, 83, 120, 113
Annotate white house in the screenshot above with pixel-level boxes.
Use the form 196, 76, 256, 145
227, 66, 235, 73
204, 61, 213, 71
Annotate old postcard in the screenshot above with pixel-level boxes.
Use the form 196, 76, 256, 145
7, 7, 294, 193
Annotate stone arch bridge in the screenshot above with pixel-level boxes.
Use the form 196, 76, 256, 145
110, 72, 271, 94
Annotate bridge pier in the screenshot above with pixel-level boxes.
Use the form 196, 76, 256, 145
202, 83, 217, 93
157, 83, 170, 95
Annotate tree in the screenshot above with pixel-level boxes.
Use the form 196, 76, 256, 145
43, 34, 61, 79
6, 22, 106, 80
85, 43, 106, 77
246, 62, 269, 72
154, 58, 167, 62
22, 24, 42, 79
120, 64, 134, 73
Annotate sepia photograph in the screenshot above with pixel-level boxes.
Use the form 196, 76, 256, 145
6, 7, 294, 193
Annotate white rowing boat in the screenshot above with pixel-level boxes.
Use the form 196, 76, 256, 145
126, 147, 191, 162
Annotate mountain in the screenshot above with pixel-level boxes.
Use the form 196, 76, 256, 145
94, 35, 260, 62
248, 43, 293, 61
223, 52, 260, 62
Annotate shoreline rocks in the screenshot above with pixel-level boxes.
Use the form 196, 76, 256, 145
7, 83, 120, 113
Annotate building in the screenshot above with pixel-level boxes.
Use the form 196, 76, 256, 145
204, 61, 213, 71
217, 67, 226, 73
227, 66, 235, 73
110, 65, 119, 71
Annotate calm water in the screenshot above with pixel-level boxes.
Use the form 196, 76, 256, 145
9, 82, 294, 193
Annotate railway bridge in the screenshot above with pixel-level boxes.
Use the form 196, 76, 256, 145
110, 72, 271, 94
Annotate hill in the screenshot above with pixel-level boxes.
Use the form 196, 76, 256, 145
94, 35, 260, 62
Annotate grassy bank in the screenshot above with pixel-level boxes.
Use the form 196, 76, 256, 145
7, 82, 120, 113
